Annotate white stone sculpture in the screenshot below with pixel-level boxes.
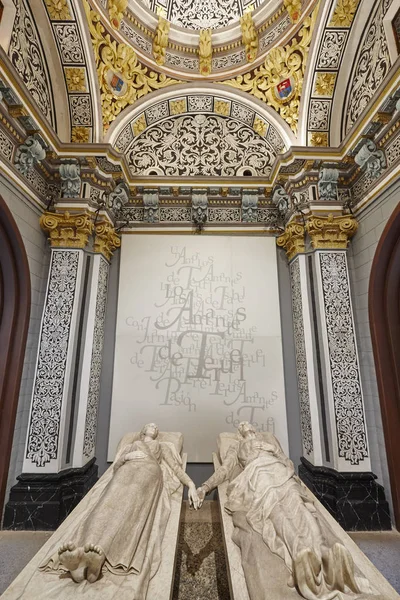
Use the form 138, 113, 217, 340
197, 422, 379, 600
40, 423, 199, 588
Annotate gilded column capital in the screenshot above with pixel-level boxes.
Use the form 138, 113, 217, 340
306, 213, 358, 250
276, 221, 305, 261
94, 220, 121, 261
40, 211, 93, 248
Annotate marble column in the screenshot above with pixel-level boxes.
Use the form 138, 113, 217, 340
3, 211, 120, 529
278, 214, 391, 530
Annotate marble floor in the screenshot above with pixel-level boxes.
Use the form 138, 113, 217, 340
1, 502, 400, 598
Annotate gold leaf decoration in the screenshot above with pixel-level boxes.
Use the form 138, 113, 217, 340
40, 211, 93, 248
283, 0, 302, 23
170, 99, 186, 114
309, 132, 328, 146
240, 11, 258, 63
133, 114, 146, 136
314, 72, 336, 96
222, 7, 318, 133
94, 220, 121, 261
329, 0, 359, 27
306, 214, 358, 249
214, 100, 230, 116
153, 16, 170, 66
253, 117, 267, 136
44, 0, 72, 20
277, 221, 305, 261
65, 67, 87, 92
84, 0, 181, 131
71, 126, 90, 142
199, 29, 212, 76
108, 0, 128, 29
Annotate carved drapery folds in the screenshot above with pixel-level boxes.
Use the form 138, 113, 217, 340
94, 220, 121, 261
277, 221, 305, 261
40, 211, 93, 248
306, 214, 358, 249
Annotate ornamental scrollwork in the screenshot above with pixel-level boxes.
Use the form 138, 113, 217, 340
241, 191, 258, 223
125, 114, 277, 176
306, 214, 358, 249
94, 220, 121, 260
329, 0, 359, 27
83, 257, 109, 458
290, 258, 313, 455
276, 221, 305, 261
60, 160, 82, 198
319, 252, 368, 465
318, 168, 339, 202
84, 0, 181, 130
354, 139, 386, 179
344, 3, 391, 135
222, 7, 317, 132
199, 29, 212, 76
108, 0, 128, 29
26, 250, 80, 467
9, 0, 54, 126
40, 211, 94, 248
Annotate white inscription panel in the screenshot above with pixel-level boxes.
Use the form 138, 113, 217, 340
109, 235, 288, 461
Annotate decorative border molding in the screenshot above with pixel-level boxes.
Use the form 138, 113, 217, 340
83, 256, 109, 458
26, 250, 80, 467
290, 257, 313, 455
319, 251, 368, 466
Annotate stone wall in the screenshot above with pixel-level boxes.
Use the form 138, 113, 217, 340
348, 178, 400, 518
0, 177, 50, 517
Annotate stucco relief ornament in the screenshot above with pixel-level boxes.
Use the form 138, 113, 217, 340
15, 135, 46, 175
283, 0, 301, 23
199, 29, 212, 76
143, 191, 159, 222
84, 0, 180, 130
223, 7, 317, 132
60, 160, 81, 198
318, 167, 339, 201
241, 192, 258, 222
108, 0, 128, 29
108, 180, 129, 214
240, 11, 258, 63
272, 185, 291, 217
192, 191, 208, 224
354, 139, 386, 179
153, 16, 170, 66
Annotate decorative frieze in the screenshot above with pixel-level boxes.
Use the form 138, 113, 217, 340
40, 211, 93, 249
276, 221, 305, 261
306, 214, 358, 249
94, 220, 121, 261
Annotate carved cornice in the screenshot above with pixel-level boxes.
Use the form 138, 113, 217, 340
276, 221, 305, 261
306, 214, 358, 249
40, 211, 94, 248
94, 220, 121, 260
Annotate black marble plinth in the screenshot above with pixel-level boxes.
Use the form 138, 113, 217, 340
299, 457, 391, 531
2, 458, 98, 530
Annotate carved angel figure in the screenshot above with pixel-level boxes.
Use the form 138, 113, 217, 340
41, 424, 199, 589
197, 422, 375, 600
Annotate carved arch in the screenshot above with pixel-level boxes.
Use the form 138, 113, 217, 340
0, 194, 31, 517
369, 200, 400, 530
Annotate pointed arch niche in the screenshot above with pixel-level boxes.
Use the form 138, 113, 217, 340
0, 195, 31, 518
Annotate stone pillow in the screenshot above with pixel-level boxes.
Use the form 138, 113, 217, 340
116, 431, 184, 456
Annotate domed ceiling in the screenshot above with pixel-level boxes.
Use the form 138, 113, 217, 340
139, 0, 263, 30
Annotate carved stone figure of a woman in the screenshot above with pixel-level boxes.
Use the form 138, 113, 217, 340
41, 423, 199, 589
197, 422, 373, 600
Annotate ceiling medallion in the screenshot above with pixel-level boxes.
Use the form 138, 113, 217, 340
223, 6, 318, 133
84, 0, 181, 130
